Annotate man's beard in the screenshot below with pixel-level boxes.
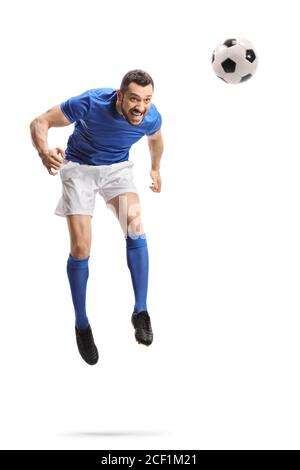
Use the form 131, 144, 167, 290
121, 100, 145, 126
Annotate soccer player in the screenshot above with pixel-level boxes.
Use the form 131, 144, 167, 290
30, 70, 163, 365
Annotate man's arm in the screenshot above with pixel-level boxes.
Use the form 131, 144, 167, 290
147, 129, 164, 193
30, 105, 72, 175
30, 105, 71, 158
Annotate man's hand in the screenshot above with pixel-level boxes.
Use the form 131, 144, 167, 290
40, 147, 65, 176
149, 169, 162, 193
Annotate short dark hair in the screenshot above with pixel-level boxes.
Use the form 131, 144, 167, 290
120, 69, 154, 94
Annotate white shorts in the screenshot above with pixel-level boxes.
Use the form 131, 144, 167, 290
54, 160, 137, 217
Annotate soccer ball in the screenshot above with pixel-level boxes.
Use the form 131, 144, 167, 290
212, 38, 258, 84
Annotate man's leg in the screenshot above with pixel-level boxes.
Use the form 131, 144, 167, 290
66, 215, 98, 364
66, 215, 92, 329
107, 193, 153, 346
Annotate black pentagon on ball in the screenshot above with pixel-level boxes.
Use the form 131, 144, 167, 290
212, 52, 215, 63
221, 58, 236, 73
240, 74, 252, 82
245, 49, 256, 63
223, 38, 237, 47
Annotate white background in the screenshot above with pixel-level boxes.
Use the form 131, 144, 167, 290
1, 0, 300, 450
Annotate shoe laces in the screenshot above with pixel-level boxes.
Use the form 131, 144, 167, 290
136, 312, 151, 329
78, 327, 95, 348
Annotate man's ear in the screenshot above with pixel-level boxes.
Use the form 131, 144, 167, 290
116, 89, 122, 102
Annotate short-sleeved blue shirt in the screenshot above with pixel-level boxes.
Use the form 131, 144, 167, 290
60, 88, 162, 166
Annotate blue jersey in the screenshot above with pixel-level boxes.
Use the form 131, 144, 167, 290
60, 88, 162, 165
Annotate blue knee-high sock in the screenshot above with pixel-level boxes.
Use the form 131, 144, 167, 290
126, 234, 149, 313
67, 254, 90, 329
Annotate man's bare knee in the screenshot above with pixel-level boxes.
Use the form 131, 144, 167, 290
106, 193, 144, 237
66, 215, 92, 258
70, 243, 90, 259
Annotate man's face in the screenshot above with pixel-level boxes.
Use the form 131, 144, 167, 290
117, 82, 153, 126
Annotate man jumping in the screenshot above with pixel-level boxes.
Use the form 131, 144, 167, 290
30, 70, 163, 365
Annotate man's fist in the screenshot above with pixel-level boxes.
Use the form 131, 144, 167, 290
149, 169, 162, 193
41, 147, 65, 175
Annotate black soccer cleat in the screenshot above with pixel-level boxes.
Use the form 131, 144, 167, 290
131, 311, 153, 346
75, 325, 99, 365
